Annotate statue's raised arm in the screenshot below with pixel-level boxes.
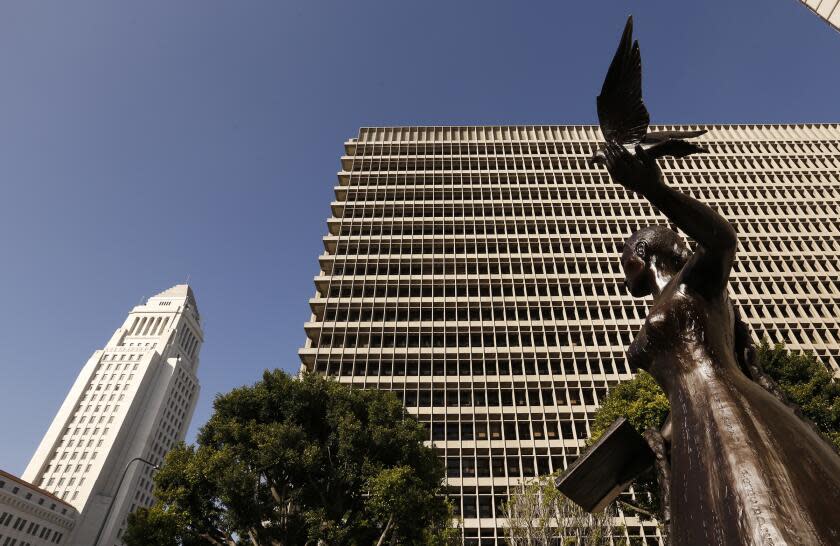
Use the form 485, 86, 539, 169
603, 140, 736, 299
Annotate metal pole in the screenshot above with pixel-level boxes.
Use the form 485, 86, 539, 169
92, 456, 159, 546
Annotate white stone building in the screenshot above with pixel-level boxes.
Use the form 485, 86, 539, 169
0, 470, 77, 545
22, 285, 202, 545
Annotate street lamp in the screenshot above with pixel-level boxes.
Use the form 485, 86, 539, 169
93, 456, 159, 546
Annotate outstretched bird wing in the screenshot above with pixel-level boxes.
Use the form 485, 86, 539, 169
597, 16, 649, 145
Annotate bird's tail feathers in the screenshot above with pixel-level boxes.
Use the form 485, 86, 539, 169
644, 129, 707, 142
646, 139, 708, 160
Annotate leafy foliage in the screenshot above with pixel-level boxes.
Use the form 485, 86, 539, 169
123, 506, 199, 546
501, 474, 621, 546
124, 370, 457, 546
589, 371, 669, 444
757, 341, 840, 451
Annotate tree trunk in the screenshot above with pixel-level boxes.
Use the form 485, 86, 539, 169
375, 514, 395, 546
618, 499, 658, 520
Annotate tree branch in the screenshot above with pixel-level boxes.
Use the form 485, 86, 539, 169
198, 532, 236, 546
375, 514, 395, 546
618, 499, 658, 520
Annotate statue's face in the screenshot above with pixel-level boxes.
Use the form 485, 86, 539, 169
621, 240, 652, 297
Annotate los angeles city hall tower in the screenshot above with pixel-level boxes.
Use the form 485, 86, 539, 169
299, 124, 840, 545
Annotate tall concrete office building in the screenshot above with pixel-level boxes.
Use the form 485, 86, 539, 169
24, 285, 203, 545
299, 124, 840, 544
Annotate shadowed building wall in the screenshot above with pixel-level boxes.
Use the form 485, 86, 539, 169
299, 124, 840, 545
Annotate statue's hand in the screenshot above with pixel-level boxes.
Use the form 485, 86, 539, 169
603, 140, 665, 196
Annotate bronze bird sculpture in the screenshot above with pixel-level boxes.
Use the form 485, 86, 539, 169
589, 16, 707, 166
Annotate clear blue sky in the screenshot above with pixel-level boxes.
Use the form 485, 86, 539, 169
1, 1, 838, 475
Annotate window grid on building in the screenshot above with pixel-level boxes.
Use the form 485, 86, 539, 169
299, 124, 840, 545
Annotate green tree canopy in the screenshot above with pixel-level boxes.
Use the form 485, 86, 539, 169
589, 370, 669, 444
124, 370, 457, 546
757, 341, 840, 451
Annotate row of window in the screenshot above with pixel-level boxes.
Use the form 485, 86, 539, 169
320, 303, 645, 322
102, 351, 140, 362
335, 218, 840, 239
0, 513, 64, 543
335, 199, 839, 219
0, 482, 66, 516
314, 328, 637, 350
339, 168, 840, 195
309, 334, 840, 368
82, 387, 128, 399
319, 300, 836, 326
345, 223, 806, 249
330, 259, 624, 277
325, 281, 633, 300
316, 272, 840, 306
344, 154, 840, 174
41, 475, 85, 492
312, 354, 626, 374
424, 416, 589, 440
47, 450, 97, 465
126, 315, 170, 337
354, 123, 839, 143
347, 137, 839, 155
346, 147, 840, 166
319, 300, 839, 324
397, 387, 602, 409
445, 452, 561, 479
329, 237, 839, 258
325, 257, 840, 285
39, 464, 92, 482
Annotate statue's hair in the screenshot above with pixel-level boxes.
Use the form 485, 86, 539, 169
622, 225, 690, 273
623, 225, 754, 374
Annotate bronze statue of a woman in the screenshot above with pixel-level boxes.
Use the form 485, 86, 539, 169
603, 139, 840, 545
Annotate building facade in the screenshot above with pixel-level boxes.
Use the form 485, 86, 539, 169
23, 285, 203, 545
799, 0, 840, 31
0, 470, 77, 546
299, 124, 840, 545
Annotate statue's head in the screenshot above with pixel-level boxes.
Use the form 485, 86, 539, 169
621, 225, 689, 297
